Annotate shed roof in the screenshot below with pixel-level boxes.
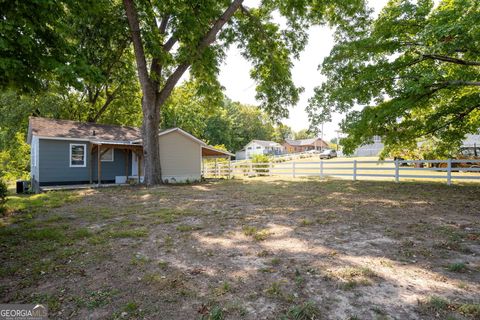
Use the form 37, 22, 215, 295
28, 117, 141, 143
284, 138, 327, 146
249, 140, 283, 148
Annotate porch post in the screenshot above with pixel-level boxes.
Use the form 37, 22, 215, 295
228, 157, 231, 179
125, 149, 129, 182
97, 144, 102, 186
138, 153, 142, 183
89, 144, 94, 184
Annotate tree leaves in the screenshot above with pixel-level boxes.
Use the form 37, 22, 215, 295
308, 0, 480, 156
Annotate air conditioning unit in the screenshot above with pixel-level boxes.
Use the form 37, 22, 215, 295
16, 180, 30, 194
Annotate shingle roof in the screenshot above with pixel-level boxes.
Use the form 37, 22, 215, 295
284, 138, 327, 146
250, 140, 283, 148
28, 117, 141, 143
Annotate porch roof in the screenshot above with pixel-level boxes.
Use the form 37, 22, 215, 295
202, 145, 234, 157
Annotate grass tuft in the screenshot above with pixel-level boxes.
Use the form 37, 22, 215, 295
282, 301, 321, 320
106, 228, 148, 238
447, 262, 467, 272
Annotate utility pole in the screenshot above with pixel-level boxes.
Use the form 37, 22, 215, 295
335, 129, 341, 152
320, 122, 324, 151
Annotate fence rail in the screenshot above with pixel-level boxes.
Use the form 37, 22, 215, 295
202, 159, 480, 185
231, 151, 321, 164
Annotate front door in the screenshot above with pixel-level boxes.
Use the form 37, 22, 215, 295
132, 153, 139, 176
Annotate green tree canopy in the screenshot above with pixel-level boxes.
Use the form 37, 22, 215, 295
161, 81, 280, 152
307, 0, 480, 156
294, 129, 315, 140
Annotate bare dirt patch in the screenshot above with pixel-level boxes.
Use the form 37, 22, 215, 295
1, 178, 479, 319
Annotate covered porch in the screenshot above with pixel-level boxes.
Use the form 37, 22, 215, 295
89, 141, 144, 185
201, 146, 234, 178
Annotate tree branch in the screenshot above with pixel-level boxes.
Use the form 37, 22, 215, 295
90, 86, 122, 122
424, 104, 480, 136
159, 15, 169, 34
431, 80, 480, 88
156, 0, 244, 107
123, 0, 150, 93
163, 36, 177, 52
423, 54, 480, 66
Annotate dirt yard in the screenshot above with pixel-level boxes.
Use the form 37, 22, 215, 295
1, 178, 479, 319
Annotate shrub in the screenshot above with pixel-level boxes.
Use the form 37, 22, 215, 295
0, 180, 8, 214
251, 154, 271, 175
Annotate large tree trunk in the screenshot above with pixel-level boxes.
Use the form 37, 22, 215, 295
142, 86, 163, 185
124, 0, 243, 185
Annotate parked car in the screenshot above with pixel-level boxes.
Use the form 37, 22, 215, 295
319, 149, 337, 159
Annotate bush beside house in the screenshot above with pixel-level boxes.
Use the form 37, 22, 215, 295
0, 180, 8, 214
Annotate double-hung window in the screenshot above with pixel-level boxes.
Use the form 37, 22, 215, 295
70, 144, 87, 167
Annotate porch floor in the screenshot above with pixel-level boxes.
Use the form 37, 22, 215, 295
41, 183, 128, 192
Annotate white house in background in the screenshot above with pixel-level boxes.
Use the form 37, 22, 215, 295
463, 134, 480, 147
240, 140, 284, 159
352, 133, 480, 157
353, 136, 384, 156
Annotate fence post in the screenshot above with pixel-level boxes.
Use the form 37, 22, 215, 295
292, 161, 296, 178
269, 162, 273, 176
395, 159, 399, 183
353, 160, 357, 181
249, 162, 253, 177
447, 159, 452, 186
228, 160, 232, 179
215, 158, 218, 178
320, 160, 324, 178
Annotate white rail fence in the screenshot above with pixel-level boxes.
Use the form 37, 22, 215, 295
203, 159, 480, 185
231, 151, 321, 164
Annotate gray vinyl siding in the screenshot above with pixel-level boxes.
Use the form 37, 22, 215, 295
38, 139, 132, 184
91, 148, 132, 181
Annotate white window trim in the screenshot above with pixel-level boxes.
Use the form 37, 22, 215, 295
70, 143, 87, 168
100, 148, 114, 162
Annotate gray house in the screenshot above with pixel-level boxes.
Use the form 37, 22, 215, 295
28, 117, 232, 190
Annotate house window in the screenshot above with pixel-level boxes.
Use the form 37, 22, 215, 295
256, 146, 261, 149
70, 144, 86, 167
101, 148, 114, 162
247, 147, 252, 150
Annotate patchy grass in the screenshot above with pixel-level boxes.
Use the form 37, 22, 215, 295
106, 228, 148, 238
447, 262, 467, 273
176, 224, 202, 232
242, 225, 272, 241
4, 191, 81, 217
282, 301, 321, 320
0, 179, 479, 319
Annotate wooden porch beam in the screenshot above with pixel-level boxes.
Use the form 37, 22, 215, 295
89, 144, 94, 184
125, 149, 129, 182
138, 153, 142, 182
97, 144, 102, 185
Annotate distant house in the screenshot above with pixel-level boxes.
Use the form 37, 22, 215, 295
283, 138, 329, 153
352, 134, 480, 157
238, 140, 284, 159
463, 134, 480, 148
353, 136, 384, 157
27, 117, 232, 191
